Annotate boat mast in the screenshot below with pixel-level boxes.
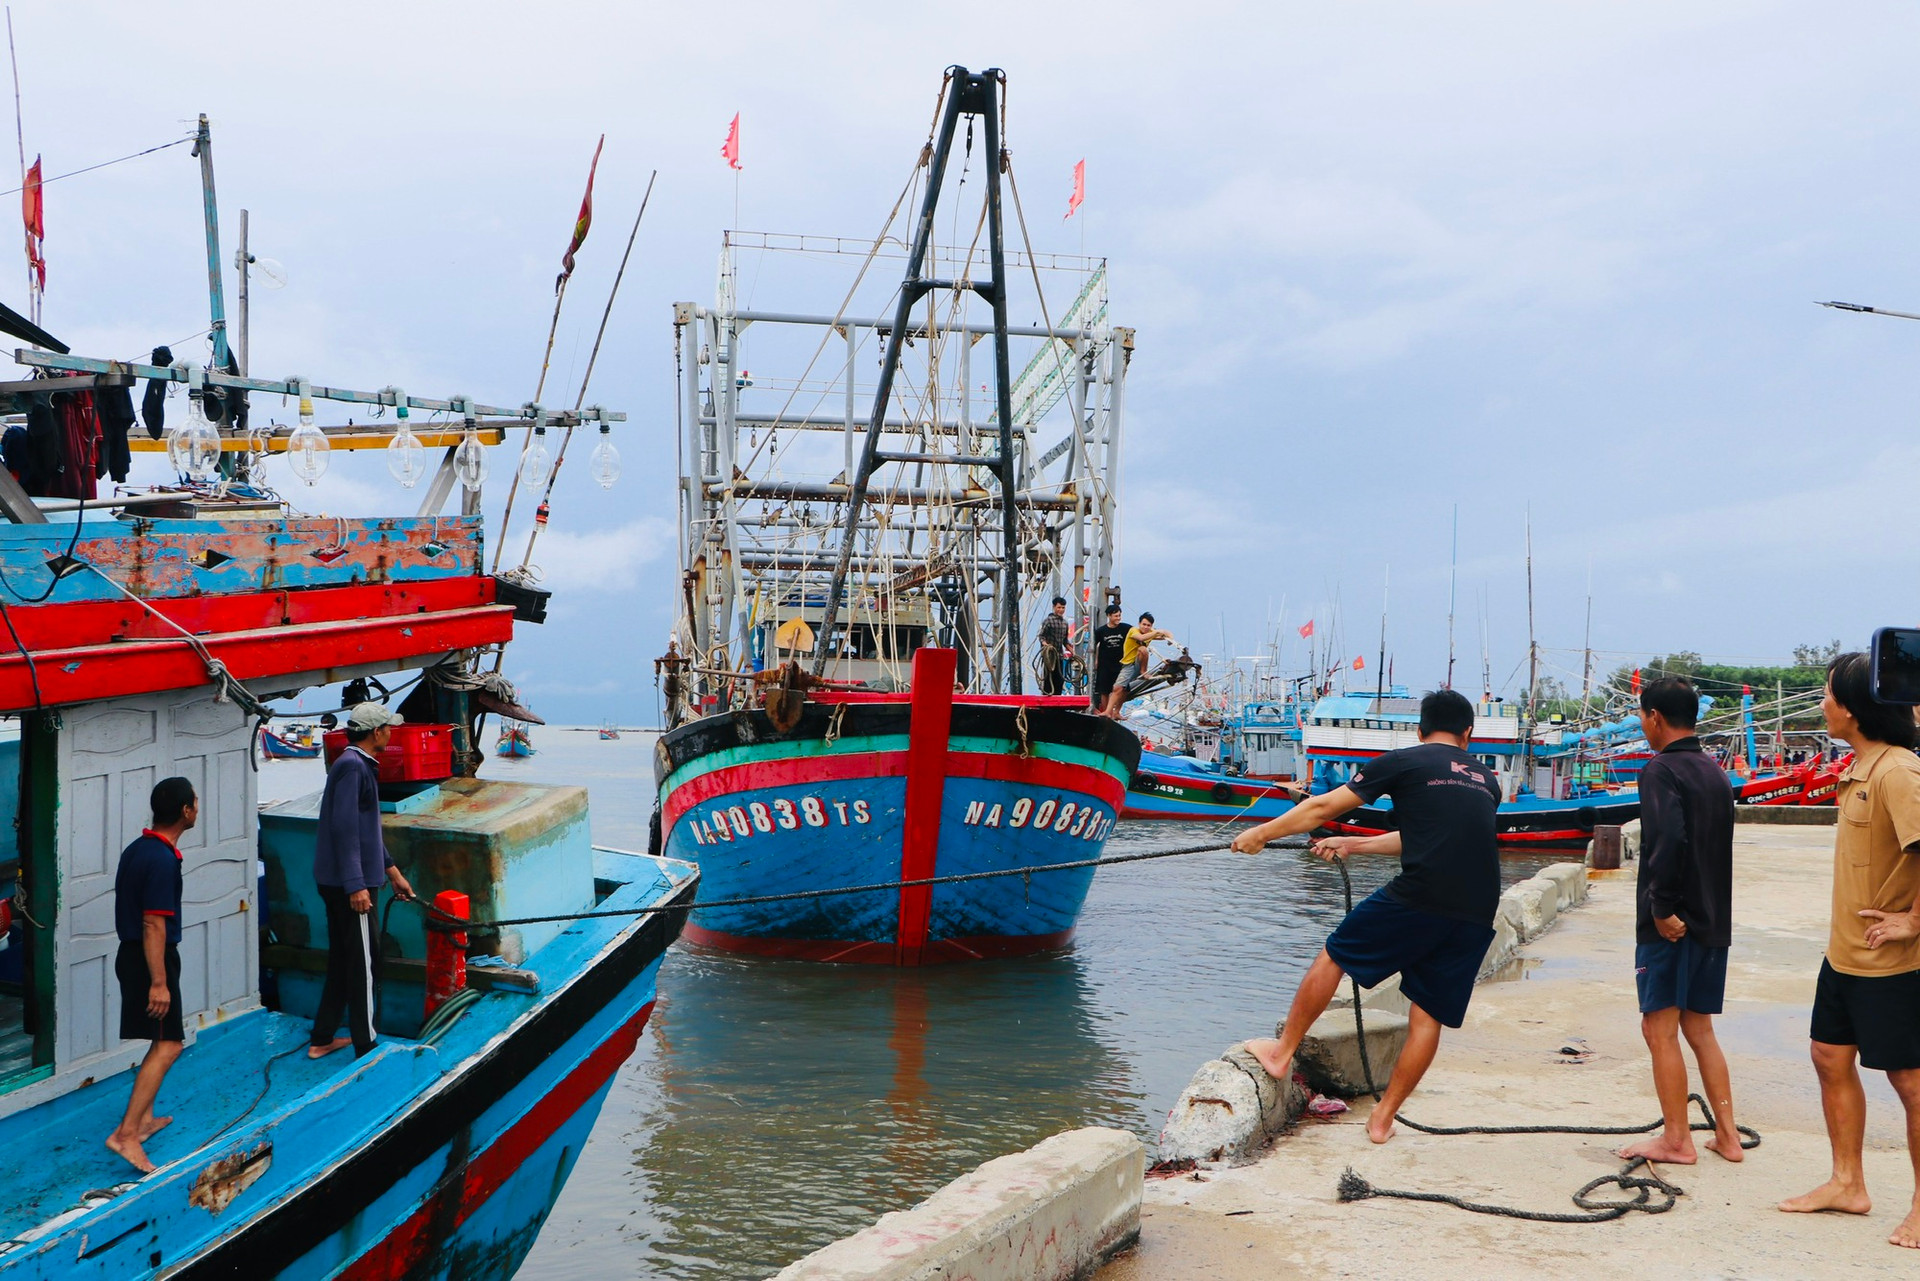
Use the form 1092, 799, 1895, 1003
1445, 504, 1457, 689
1374, 565, 1387, 708
812, 67, 1023, 692
1580, 555, 1593, 719
1523, 510, 1537, 789
191, 114, 232, 374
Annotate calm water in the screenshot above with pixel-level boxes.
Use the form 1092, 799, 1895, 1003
258, 729, 1561, 1280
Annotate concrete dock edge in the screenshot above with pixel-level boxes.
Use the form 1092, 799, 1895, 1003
770, 1126, 1144, 1281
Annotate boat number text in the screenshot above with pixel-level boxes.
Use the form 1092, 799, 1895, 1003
688, 797, 872, 845
961, 796, 1113, 841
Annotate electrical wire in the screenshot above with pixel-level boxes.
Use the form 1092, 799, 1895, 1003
0, 134, 192, 197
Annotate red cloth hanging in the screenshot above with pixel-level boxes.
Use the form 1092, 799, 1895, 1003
48, 390, 100, 500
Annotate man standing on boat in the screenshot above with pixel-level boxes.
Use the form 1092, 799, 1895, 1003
1779, 653, 1920, 1249
1091, 603, 1129, 715
1619, 676, 1743, 1166
1103, 611, 1175, 719
1038, 596, 1073, 696
1229, 688, 1499, 1143
104, 776, 198, 1173
310, 702, 415, 1060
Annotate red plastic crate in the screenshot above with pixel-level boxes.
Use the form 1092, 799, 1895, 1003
321, 723, 455, 783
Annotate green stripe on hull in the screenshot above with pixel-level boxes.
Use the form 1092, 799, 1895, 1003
662, 731, 1134, 797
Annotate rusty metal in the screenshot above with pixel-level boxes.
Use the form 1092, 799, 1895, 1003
189, 1142, 272, 1215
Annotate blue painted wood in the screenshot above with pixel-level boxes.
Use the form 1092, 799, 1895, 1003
0, 515, 480, 606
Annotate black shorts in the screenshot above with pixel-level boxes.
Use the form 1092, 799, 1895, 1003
1324, 888, 1495, 1029
1810, 958, 1920, 1071
117, 939, 185, 1043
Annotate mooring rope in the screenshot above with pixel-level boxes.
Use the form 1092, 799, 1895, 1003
398, 839, 1246, 933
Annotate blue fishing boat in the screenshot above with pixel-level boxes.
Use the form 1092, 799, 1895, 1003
496, 724, 535, 759
1123, 748, 1299, 822
0, 114, 674, 1279
259, 724, 322, 760
657, 68, 1142, 964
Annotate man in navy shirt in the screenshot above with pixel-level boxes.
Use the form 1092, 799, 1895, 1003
1231, 689, 1501, 1142
310, 702, 414, 1059
104, 776, 197, 1173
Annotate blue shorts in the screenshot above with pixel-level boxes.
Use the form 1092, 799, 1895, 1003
1324, 888, 1495, 1029
1634, 936, 1727, 1015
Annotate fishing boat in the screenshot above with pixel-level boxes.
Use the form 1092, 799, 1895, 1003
598, 722, 621, 741
0, 116, 688, 1279
497, 724, 536, 758
259, 723, 322, 760
654, 67, 1141, 964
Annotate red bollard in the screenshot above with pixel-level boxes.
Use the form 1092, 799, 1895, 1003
425, 889, 469, 1018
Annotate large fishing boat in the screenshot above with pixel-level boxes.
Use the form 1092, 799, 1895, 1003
0, 117, 689, 1279
655, 67, 1141, 964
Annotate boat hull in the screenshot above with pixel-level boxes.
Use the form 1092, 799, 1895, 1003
1327, 794, 1642, 850
656, 655, 1140, 965
1121, 753, 1296, 822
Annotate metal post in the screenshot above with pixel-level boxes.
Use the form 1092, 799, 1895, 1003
980, 72, 1021, 693
191, 115, 231, 372
235, 209, 250, 377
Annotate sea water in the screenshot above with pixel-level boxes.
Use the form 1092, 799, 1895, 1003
258, 728, 1560, 1279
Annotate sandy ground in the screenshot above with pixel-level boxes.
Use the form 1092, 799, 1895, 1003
1101, 827, 1920, 1280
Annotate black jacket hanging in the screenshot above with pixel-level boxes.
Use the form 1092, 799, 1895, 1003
96, 383, 135, 482
22, 391, 60, 495
141, 344, 173, 440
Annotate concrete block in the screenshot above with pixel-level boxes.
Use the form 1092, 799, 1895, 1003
1283, 1005, 1409, 1099
1478, 912, 1520, 979
1538, 862, 1587, 909
1158, 1046, 1301, 1163
773, 1127, 1142, 1281
1512, 879, 1557, 940
1621, 819, 1642, 861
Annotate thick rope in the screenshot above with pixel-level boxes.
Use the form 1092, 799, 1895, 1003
403, 839, 1239, 933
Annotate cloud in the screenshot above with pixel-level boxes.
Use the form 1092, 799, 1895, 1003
522, 518, 674, 592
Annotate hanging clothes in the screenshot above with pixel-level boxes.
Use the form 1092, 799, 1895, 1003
21, 391, 59, 496
96, 384, 136, 483
47, 388, 100, 500
141, 344, 173, 440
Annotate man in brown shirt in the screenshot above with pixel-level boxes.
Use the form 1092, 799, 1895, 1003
1779, 652, 1920, 1250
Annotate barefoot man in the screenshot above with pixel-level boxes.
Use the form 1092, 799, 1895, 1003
1619, 677, 1743, 1166
1780, 652, 1920, 1248
1230, 688, 1500, 1143
104, 776, 198, 1173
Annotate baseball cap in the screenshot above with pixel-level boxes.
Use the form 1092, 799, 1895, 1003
347, 702, 403, 732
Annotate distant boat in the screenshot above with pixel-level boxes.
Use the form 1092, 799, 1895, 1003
260, 724, 322, 760
598, 723, 621, 741
496, 724, 535, 758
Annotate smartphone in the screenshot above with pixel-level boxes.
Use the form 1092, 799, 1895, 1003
1870, 627, 1920, 705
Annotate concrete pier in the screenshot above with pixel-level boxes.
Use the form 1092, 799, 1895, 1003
1103, 827, 1920, 1278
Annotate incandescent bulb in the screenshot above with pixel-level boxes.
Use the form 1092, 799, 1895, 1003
287, 394, 329, 486
453, 426, 488, 491
517, 424, 550, 489
386, 405, 425, 488
588, 425, 620, 489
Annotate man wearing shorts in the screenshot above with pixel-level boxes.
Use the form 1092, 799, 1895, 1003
1090, 604, 1128, 714
1780, 652, 1920, 1250
1620, 677, 1743, 1165
1103, 611, 1174, 719
104, 776, 198, 1173
1231, 688, 1499, 1143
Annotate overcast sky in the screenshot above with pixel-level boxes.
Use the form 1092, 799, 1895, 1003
15, 2, 1920, 721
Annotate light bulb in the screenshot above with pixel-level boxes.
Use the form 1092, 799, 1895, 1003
386, 405, 425, 488
517, 425, 550, 489
588, 425, 620, 489
166, 393, 222, 481
287, 394, 329, 486
453, 426, 488, 491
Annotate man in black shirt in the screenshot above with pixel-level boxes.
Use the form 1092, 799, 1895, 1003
1231, 689, 1500, 1143
1089, 603, 1128, 714
1622, 676, 1742, 1165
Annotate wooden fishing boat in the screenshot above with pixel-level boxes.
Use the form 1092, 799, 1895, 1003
657, 68, 1140, 965
259, 723, 321, 760
0, 116, 675, 1280
496, 724, 536, 759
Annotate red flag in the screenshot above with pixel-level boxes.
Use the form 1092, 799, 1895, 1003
1064, 159, 1084, 220
557, 135, 604, 294
22, 155, 43, 291
1297, 619, 1315, 639
721, 113, 742, 171
1352, 655, 1365, 671
1630, 668, 1642, 695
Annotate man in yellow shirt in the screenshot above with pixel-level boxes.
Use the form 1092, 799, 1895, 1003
1779, 652, 1920, 1250
1102, 611, 1174, 718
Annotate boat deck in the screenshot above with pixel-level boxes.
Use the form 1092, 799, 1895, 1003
0, 1008, 359, 1243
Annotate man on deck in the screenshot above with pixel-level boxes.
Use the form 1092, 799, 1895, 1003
1621, 676, 1743, 1165
1090, 604, 1129, 715
1229, 688, 1500, 1142
104, 776, 198, 1173
1038, 596, 1073, 696
1103, 611, 1175, 719
310, 702, 414, 1060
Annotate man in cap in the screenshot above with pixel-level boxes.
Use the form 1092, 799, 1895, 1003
310, 702, 414, 1059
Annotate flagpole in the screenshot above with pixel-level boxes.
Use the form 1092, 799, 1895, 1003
6, 8, 28, 325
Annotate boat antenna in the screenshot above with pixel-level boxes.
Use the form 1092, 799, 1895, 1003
1524, 508, 1537, 788
1581, 552, 1593, 719
1445, 503, 1458, 689
814, 68, 1022, 691
1375, 564, 1387, 709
